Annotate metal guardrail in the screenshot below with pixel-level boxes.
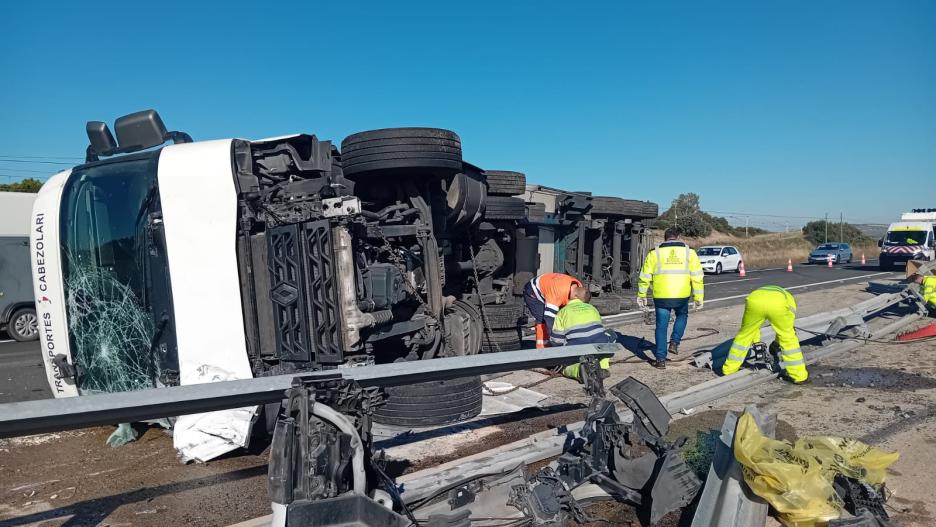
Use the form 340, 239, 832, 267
0, 344, 619, 439
690, 406, 775, 527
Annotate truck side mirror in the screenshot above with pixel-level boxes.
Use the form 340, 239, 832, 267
877, 239, 883, 247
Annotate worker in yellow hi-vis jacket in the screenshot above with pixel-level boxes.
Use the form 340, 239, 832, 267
721, 285, 809, 383
549, 287, 612, 382
910, 272, 936, 313
637, 227, 704, 369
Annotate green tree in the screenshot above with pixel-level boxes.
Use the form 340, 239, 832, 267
654, 192, 713, 237
802, 220, 872, 245
0, 178, 43, 193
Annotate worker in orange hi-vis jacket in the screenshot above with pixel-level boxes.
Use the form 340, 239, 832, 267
523, 273, 587, 349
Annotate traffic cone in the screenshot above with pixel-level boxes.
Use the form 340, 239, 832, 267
861, 253, 866, 265
827, 255, 833, 268
786, 258, 793, 272
738, 260, 746, 277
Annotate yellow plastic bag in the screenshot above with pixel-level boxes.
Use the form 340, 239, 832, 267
733, 412, 899, 527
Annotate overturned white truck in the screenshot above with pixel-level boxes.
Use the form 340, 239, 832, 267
31, 110, 536, 460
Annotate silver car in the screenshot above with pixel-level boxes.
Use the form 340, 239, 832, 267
808, 243, 852, 264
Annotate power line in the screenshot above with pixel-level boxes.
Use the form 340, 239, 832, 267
0, 174, 51, 180
0, 166, 55, 174
0, 154, 82, 161
0, 158, 74, 165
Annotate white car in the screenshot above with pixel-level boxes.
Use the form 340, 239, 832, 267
697, 245, 742, 274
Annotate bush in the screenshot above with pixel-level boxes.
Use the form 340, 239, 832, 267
802, 221, 873, 246
0, 178, 43, 193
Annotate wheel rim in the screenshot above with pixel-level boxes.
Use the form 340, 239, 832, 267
14, 313, 38, 338
716, 263, 722, 274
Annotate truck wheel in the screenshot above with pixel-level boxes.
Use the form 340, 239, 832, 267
447, 172, 486, 229
639, 201, 659, 219
483, 196, 526, 221
526, 202, 546, 222
479, 301, 525, 330
590, 196, 657, 219
591, 295, 623, 316
374, 376, 483, 428
484, 170, 526, 196
480, 327, 523, 352
340, 128, 463, 177
8, 308, 39, 342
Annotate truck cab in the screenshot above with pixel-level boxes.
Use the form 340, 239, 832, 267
880, 209, 936, 270
32, 110, 534, 460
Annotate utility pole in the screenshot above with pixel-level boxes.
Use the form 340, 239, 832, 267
839, 212, 844, 242
745, 216, 749, 237
824, 212, 828, 243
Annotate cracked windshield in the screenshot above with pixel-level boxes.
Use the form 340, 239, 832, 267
61, 157, 164, 394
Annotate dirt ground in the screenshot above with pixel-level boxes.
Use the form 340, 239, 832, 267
2, 279, 934, 527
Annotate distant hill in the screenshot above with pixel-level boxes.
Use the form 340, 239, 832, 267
853, 224, 889, 239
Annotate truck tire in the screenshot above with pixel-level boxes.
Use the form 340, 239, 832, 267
526, 202, 546, 222
374, 376, 483, 427
484, 170, 526, 196
483, 196, 526, 221
480, 301, 525, 329
341, 128, 463, 177
639, 201, 659, 219
481, 327, 523, 353
591, 295, 623, 316
8, 307, 39, 342
590, 196, 656, 218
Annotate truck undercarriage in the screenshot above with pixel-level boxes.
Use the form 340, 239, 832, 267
525, 187, 658, 315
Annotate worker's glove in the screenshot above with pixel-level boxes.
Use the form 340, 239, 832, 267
694, 300, 704, 311
636, 297, 648, 310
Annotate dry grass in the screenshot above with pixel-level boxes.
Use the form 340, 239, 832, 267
648, 230, 880, 269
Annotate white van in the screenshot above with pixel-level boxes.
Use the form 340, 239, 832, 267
879, 209, 936, 270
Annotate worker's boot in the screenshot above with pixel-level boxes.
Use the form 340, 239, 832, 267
668, 342, 679, 355
650, 359, 666, 370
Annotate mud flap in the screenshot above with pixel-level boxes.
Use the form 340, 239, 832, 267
610, 377, 671, 437
646, 450, 702, 525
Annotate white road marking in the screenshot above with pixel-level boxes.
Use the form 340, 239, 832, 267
701, 271, 898, 303
708, 277, 761, 285
603, 271, 898, 322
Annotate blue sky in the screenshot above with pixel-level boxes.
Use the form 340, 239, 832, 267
1, 1, 934, 228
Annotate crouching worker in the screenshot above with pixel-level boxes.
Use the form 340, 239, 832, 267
550, 288, 613, 381
524, 273, 586, 349
721, 285, 808, 384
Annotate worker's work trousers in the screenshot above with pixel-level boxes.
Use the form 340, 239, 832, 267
722, 290, 808, 383
654, 300, 689, 361
524, 282, 552, 348
562, 357, 611, 382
